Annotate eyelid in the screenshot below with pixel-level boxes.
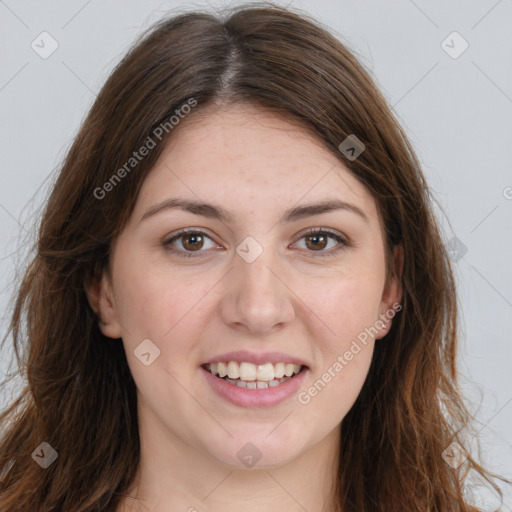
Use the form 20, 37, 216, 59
162, 227, 350, 258
162, 228, 222, 257
292, 227, 350, 257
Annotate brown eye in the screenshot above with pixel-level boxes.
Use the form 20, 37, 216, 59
294, 228, 349, 258
163, 230, 218, 257
181, 233, 204, 251
304, 232, 329, 251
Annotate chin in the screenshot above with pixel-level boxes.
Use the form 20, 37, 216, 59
203, 430, 305, 470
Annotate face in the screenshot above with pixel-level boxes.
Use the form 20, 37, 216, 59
89, 103, 402, 470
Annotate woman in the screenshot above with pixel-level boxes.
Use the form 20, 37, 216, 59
0, 3, 508, 511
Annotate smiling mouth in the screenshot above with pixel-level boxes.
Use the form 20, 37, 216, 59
202, 361, 307, 389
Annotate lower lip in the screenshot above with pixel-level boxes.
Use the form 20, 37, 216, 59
201, 366, 309, 408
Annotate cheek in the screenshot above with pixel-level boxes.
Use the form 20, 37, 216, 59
112, 251, 202, 336
113, 258, 215, 373
299, 279, 377, 420
295, 261, 382, 405
299, 265, 384, 345
322, 345, 374, 422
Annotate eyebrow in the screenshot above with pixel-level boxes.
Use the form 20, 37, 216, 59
140, 197, 369, 225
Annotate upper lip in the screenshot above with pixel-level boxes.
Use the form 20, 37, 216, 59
202, 350, 310, 368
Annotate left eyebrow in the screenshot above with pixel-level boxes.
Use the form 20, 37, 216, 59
281, 199, 369, 224
139, 197, 369, 224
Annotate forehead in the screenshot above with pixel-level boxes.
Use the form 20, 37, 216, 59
134, 103, 379, 227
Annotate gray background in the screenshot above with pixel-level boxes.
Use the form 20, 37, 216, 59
1, 0, 511, 508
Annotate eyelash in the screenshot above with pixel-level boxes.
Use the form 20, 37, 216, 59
162, 227, 350, 259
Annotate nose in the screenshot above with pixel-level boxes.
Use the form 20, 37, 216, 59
218, 242, 295, 335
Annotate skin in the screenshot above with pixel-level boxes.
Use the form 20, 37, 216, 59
86, 103, 402, 512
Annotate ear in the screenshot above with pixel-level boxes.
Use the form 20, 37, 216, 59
375, 244, 403, 340
84, 271, 123, 339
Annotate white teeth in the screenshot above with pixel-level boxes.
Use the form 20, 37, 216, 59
227, 361, 239, 379
257, 363, 275, 381
222, 375, 293, 389
207, 361, 303, 382
284, 363, 295, 377
239, 362, 257, 381
274, 362, 285, 378
217, 362, 228, 378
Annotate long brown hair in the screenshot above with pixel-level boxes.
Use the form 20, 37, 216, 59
0, 2, 509, 510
